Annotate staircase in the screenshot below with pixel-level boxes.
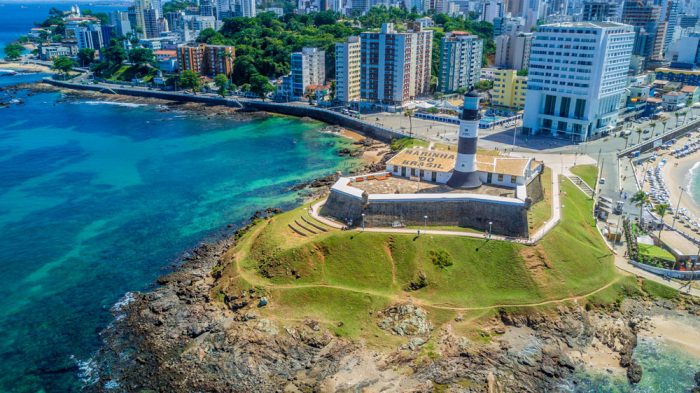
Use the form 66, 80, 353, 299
567, 175, 594, 197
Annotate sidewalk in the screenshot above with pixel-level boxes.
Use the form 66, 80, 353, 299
613, 254, 700, 297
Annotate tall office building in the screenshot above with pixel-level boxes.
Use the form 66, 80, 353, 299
621, 0, 663, 61
290, 47, 326, 98
110, 11, 133, 37
581, 0, 618, 21
143, 8, 160, 38
494, 31, 532, 70
68, 23, 105, 50
335, 36, 361, 105
360, 23, 433, 107
438, 32, 483, 93
177, 44, 236, 78
522, 22, 635, 141
661, 0, 679, 53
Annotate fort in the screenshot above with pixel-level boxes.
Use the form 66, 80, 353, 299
321, 91, 545, 237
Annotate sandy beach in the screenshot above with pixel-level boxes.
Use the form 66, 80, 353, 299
660, 141, 700, 220
0, 60, 52, 73
640, 315, 700, 358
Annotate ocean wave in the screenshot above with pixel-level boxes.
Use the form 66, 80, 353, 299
111, 292, 135, 321
71, 355, 98, 386
689, 161, 700, 206
81, 101, 145, 108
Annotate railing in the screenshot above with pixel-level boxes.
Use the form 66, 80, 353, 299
618, 117, 700, 157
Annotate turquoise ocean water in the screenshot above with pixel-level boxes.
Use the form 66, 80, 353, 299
0, 75, 358, 391
690, 162, 700, 208
2, 2, 700, 393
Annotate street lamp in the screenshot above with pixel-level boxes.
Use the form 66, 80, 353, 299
361, 213, 365, 231
424, 215, 428, 231
488, 221, 493, 239
672, 187, 686, 229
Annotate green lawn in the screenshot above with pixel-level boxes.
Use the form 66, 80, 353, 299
527, 167, 553, 231
390, 137, 429, 151
642, 278, 679, 299
215, 181, 619, 340
570, 164, 598, 189
639, 244, 676, 262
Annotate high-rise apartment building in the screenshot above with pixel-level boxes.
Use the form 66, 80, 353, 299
360, 23, 433, 107
177, 44, 236, 78
290, 47, 326, 98
239, 0, 257, 17
335, 36, 361, 105
522, 22, 635, 140
438, 32, 483, 93
581, 0, 618, 21
492, 69, 528, 109
495, 31, 532, 70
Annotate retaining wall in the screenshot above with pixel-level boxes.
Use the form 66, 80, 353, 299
526, 173, 544, 204
44, 79, 405, 143
619, 119, 700, 157
630, 260, 700, 280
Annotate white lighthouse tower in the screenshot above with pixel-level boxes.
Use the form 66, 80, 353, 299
447, 90, 482, 189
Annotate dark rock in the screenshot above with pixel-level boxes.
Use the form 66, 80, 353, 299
627, 360, 643, 384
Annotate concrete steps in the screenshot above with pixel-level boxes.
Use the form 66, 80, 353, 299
567, 175, 594, 197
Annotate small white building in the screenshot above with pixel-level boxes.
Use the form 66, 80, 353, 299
385, 148, 543, 188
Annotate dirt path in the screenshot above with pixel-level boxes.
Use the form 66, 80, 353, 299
383, 243, 397, 285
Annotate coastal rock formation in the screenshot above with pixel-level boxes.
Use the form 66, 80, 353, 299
86, 219, 699, 393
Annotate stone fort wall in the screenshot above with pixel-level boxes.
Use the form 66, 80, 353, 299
322, 191, 529, 238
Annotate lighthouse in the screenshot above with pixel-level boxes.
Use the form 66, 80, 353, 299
447, 90, 482, 189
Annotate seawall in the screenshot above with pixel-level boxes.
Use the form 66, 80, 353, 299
44, 79, 405, 143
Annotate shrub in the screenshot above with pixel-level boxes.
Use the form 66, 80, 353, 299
430, 250, 453, 269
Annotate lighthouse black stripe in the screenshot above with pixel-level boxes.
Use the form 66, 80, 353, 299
457, 138, 478, 154
461, 109, 479, 121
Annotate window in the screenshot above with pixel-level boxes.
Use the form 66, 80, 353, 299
393, 165, 398, 173
497, 174, 504, 181
411, 168, 416, 176
544, 95, 556, 115
510, 176, 517, 184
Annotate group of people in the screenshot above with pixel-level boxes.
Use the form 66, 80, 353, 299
646, 163, 700, 237
670, 136, 700, 158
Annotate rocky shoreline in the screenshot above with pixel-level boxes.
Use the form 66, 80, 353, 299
1, 82, 272, 121
83, 204, 700, 392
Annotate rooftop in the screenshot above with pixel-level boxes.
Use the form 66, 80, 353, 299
348, 176, 515, 197
386, 148, 534, 177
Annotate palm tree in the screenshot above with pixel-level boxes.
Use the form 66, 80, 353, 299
635, 127, 643, 144
404, 108, 415, 137
649, 121, 656, 135
675, 112, 680, 127
631, 191, 651, 223
654, 203, 670, 239
662, 119, 668, 133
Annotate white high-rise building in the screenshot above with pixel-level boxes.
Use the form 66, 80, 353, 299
494, 31, 532, 70
360, 23, 433, 107
239, 0, 257, 17
522, 22, 635, 141
438, 32, 483, 93
289, 47, 326, 98
335, 36, 361, 105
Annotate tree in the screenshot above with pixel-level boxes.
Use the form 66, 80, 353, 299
179, 70, 201, 94
104, 40, 127, 65
3, 43, 24, 61
654, 203, 669, 239
662, 119, 668, 133
635, 127, 643, 144
474, 80, 493, 91
517, 68, 528, 76
249, 73, 274, 100
649, 121, 656, 135
631, 191, 651, 223
77, 48, 95, 67
129, 48, 154, 66
214, 74, 229, 98
52, 56, 75, 79
404, 108, 415, 137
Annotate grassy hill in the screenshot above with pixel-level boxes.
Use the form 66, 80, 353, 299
211, 177, 622, 341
